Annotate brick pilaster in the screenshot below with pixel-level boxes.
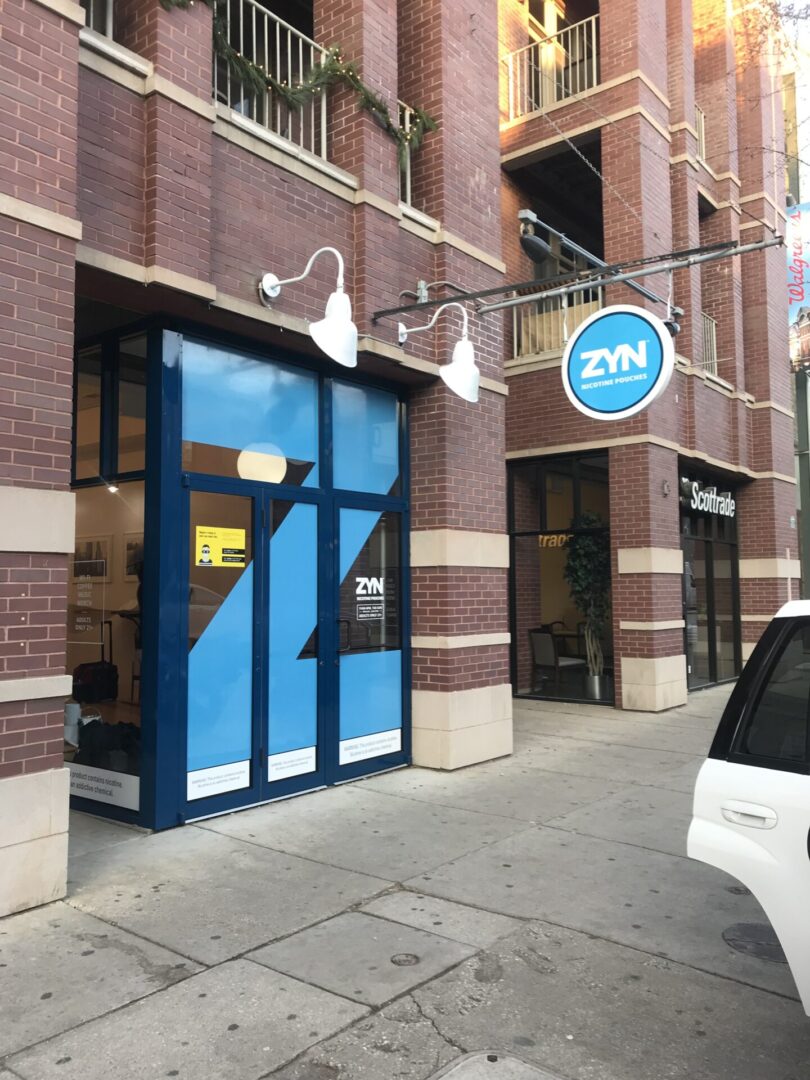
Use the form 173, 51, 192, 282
0, 0, 80, 914
117, 0, 214, 286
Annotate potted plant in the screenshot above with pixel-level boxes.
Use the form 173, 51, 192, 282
563, 512, 612, 699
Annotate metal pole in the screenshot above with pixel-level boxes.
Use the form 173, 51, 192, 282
526, 211, 665, 306
477, 236, 784, 315
796, 368, 810, 598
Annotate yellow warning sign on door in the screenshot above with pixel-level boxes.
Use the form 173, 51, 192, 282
195, 526, 246, 568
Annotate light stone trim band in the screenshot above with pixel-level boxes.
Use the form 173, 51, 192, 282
738, 558, 801, 579
0, 193, 82, 241
412, 684, 513, 770
506, 434, 796, 485
145, 264, 217, 301
79, 28, 153, 79
73, 245, 509, 393
617, 548, 684, 575
502, 106, 671, 168
0, 675, 73, 704
669, 120, 699, 139
0, 768, 69, 918
32, 0, 85, 25
79, 43, 149, 94
0, 488, 75, 554
412, 633, 511, 650
411, 530, 510, 569
221, 110, 359, 191
620, 655, 687, 712
619, 620, 685, 631
740, 613, 778, 622
145, 74, 217, 121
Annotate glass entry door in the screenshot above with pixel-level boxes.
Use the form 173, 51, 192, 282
336, 507, 404, 771
185, 485, 324, 815
183, 487, 407, 818
681, 508, 741, 689
186, 488, 259, 806
683, 535, 711, 689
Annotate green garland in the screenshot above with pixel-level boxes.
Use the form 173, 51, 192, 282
159, 0, 437, 166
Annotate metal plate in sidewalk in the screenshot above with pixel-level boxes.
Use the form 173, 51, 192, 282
429, 1053, 565, 1080
722, 922, 787, 964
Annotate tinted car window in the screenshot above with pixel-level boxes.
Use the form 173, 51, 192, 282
732, 624, 810, 765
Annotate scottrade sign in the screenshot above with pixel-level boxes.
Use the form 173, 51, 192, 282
562, 304, 675, 421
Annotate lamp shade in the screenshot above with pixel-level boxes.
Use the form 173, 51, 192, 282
440, 337, 479, 403
310, 288, 358, 368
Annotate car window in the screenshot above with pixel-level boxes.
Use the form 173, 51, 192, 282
731, 623, 810, 766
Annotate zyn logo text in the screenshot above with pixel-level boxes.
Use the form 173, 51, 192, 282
580, 341, 648, 379
356, 577, 384, 596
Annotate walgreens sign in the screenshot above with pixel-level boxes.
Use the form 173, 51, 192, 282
787, 203, 810, 367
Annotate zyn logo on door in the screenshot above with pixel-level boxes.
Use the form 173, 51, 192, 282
356, 577, 384, 596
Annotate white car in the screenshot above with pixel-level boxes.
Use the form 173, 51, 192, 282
688, 600, 810, 1014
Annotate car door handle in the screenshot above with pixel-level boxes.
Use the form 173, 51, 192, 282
721, 801, 778, 829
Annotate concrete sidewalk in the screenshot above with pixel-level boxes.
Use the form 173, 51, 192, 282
3, 687, 810, 1079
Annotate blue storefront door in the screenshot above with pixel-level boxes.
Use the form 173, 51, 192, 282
182, 487, 407, 817
170, 335, 409, 823
183, 482, 325, 816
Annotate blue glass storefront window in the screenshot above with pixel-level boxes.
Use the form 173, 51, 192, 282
182, 342, 319, 487
333, 382, 399, 495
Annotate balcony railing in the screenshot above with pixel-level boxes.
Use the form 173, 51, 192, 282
701, 312, 718, 376
80, 0, 113, 37
513, 286, 604, 358
504, 15, 600, 122
695, 105, 707, 161
399, 102, 414, 206
215, 0, 329, 161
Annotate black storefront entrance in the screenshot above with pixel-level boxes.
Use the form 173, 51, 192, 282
680, 471, 742, 689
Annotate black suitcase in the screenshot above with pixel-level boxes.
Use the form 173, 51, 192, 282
73, 622, 118, 703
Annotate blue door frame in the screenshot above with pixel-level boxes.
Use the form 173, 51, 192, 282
70, 324, 411, 830
145, 328, 411, 830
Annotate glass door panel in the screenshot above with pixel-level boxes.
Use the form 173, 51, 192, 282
684, 537, 711, 689
187, 491, 254, 802
714, 541, 739, 681
338, 509, 402, 767
267, 500, 319, 785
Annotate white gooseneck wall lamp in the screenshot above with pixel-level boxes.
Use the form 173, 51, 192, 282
398, 301, 480, 403
259, 247, 358, 368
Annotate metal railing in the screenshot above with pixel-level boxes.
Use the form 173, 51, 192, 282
504, 15, 600, 121
695, 104, 707, 161
80, 0, 114, 37
701, 312, 718, 376
215, 0, 329, 161
399, 102, 414, 206
513, 286, 604, 358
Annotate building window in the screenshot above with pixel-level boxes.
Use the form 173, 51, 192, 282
80, 0, 114, 38
509, 453, 613, 704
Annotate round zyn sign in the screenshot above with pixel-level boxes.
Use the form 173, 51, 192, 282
561, 304, 675, 421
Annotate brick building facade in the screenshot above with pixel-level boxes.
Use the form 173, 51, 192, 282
0, 0, 793, 916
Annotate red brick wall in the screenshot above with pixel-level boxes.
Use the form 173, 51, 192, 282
412, 645, 511, 691
0, 554, 67, 681
77, 72, 145, 263
116, 0, 212, 99
0, 698, 64, 780
0, 0, 79, 782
